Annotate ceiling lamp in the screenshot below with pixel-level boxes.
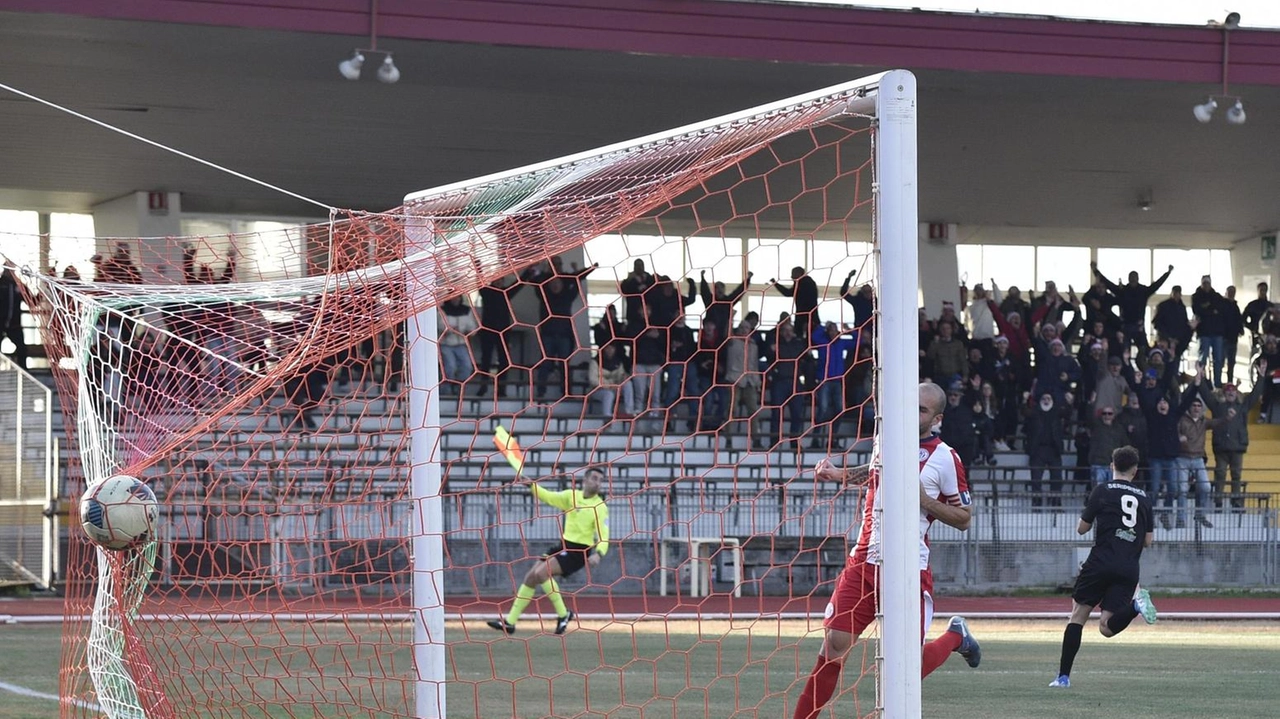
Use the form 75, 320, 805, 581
1194, 12, 1245, 125
339, 0, 399, 84
1226, 100, 1246, 125
338, 52, 364, 81
376, 55, 400, 84
1192, 98, 1217, 123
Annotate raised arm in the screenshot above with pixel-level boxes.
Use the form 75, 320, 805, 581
1178, 370, 1203, 413
1198, 380, 1223, 414
530, 482, 573, 511
1148, 265, 1174, 295
727, 273, 752, 304
1091, 262, 1121, 293
989, 299, 1014, 336
216, 247, 238, 283
181, 244, 196, 284
1247, 361, 1269, 410
699, 272, 713, 306
840, 270, 855, 301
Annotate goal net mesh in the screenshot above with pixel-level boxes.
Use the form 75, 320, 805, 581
24, 80, 891, 719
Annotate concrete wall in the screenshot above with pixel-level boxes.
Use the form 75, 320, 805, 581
430, 539, 1275, 595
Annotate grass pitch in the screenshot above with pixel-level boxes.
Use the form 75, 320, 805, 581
3, 618, 1279, 718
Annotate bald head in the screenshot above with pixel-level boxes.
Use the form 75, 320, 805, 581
919, 382, 947, 437
920, 382, 946, 414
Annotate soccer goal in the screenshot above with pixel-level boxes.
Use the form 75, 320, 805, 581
27, 69, 919, 719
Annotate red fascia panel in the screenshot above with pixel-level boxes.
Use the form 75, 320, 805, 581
6, 0, 1280, 85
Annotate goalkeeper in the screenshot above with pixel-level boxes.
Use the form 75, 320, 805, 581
488, 465, 610, 635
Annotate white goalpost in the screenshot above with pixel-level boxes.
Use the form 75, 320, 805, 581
873, 70, 923, 719
405, 218, 447, 718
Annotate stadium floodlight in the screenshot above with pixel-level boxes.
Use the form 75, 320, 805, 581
1195, 13, 1248, 124
340, 49, 399, 83
1193, 98, 1217, 123
1226, 100, 1246, 125
376, 55, 400, 84
338, 51, 364, 80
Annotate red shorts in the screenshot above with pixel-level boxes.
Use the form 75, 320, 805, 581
823, 557, 934, 640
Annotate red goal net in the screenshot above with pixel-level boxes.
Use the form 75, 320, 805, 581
22, 76, 898, 719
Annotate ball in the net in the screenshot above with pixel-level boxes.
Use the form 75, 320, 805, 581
80, 475, 159, 551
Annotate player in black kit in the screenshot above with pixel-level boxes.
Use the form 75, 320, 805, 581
1050, 445, 1157, 688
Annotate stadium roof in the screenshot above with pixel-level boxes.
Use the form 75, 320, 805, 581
1, 1, 1279, 245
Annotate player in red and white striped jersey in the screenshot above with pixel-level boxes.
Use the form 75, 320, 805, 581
792, 382, 981, 719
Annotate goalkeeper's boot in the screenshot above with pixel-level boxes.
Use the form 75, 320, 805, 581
487, 617, 516, 635
947, 616, 982, 668
1133, 587, 1158, 625
554, 610, 576, 636
1049, 675, 1071, 688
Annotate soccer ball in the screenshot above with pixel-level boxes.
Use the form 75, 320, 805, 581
80, 475, 159, 551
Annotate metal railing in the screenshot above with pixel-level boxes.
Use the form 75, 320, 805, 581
137, 476, 1280, 593
0, 355, 56, 588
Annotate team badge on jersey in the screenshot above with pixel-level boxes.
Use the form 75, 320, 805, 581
919, 448, 930, 462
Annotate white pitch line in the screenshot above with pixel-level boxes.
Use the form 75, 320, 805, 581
0, 680, 101, 711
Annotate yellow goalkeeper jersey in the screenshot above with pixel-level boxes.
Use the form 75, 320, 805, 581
531, 484, 610, 555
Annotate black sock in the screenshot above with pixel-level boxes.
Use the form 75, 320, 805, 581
1106, 603, 1140, 635
1059, 623, 1084, 677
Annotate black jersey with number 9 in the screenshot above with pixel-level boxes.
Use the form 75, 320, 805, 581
1080, 481, 1154, 573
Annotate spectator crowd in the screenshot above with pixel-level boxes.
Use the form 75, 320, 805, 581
6, 244, 1280, 517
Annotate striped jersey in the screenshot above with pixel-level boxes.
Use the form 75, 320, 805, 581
852, 434, 970, 569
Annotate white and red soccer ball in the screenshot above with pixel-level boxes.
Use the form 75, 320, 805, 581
79, 475, 159, 551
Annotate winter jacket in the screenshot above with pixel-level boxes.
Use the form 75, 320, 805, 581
815, 327, 859, 381
1118, 407, 1148, 460
926, 335, 968, 383
1143, 385, 1199, 460
1023, 402, 1070, 459
1087, 419, 1130, 466
723, 334, 762, 388
1153, 298, 1192, 346
1092, 370, 1129, 414
1178, 386, 1225, 459
1203, 383, 1264, 452
1191, 288, 1226, 337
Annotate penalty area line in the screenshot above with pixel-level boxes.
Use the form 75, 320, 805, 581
0, 680, 101, 711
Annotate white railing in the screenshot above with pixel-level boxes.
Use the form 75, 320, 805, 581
0, 354, 56, 588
